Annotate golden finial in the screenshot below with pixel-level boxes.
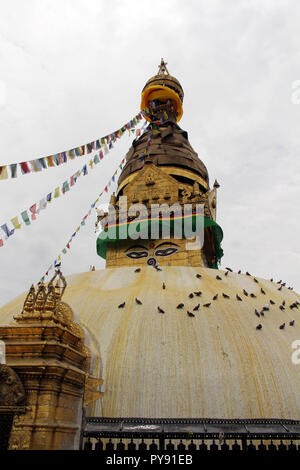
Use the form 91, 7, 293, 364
54, 280, 62, 300
22, 284, 36, 314
48, 269, 67, 299
44, 285, 56, 313
157, 58, 169, 76
34, 283, 46, 312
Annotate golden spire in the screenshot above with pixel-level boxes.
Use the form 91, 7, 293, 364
22, 284, 36, 314
34, 283, 46, 312
48, 269, 67, 299
157, 58, 169, 75
44, 285, 56, 313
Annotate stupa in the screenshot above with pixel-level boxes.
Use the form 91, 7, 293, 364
0, 60, 300, 451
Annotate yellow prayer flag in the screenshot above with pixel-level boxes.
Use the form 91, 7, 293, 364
0, 166, 8, 180
11, 216, 21, 229
54, 187, 60, 198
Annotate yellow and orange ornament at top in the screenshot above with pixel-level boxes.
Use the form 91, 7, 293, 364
140, 59, 184, 122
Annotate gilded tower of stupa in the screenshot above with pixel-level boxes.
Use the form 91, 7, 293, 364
1, 61, 300, 451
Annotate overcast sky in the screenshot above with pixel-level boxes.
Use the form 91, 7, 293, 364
0, 0, 300, 306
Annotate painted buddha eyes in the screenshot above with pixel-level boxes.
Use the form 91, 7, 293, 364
125, 243, 179, 260
154, 246, 178, 257
126, 250, 148, 259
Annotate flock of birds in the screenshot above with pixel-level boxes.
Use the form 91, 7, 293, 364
116, 266, 299, 331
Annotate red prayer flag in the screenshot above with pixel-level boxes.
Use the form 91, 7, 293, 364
30, 204, 38, 220
0, 239, 3, 247
99, 150, 104, 160
20, 162, 31, 174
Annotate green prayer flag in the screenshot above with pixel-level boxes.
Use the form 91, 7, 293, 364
10, 164, 17, 178
38, 158, 47, 169
21, 210, 31, 226
62, 181, 70, 193
93, 154, 100, 164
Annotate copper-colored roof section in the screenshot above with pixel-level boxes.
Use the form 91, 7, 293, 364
118, 121, 209, 186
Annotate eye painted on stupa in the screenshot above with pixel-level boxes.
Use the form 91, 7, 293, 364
154, 242, 179, 257
125, 245, 149, 259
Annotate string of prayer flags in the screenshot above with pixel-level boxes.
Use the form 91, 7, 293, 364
0, 111, 151, 248
0, 110, 145, 180
39, 157, 127, 281
0, 144, 129, 249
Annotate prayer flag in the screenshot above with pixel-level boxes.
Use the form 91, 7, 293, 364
68, 149, 76, 159
87, 142, 93, 154
30, 160, 42, 172
30, 204, 38, 220
21, 211, 31, 225
62, 181, 70, 193
20, 162, 31, 174
53, 154, 60, 166
46, 156, 55, 167
39, 198, 47, 211
10, 164, 18, 178
1, 224, 14, 238
11, 216, 21, 229
0, 166, 8, 180
38, 158, 47, 169
54, 187, 60, 198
